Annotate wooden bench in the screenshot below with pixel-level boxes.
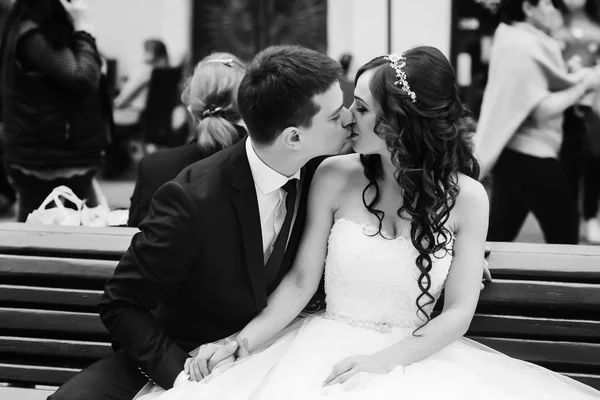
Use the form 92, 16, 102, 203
1, 223, 599, 392
464, 242, 600, 390
0, 223, 136, 389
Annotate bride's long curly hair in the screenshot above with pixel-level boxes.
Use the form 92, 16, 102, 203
356, 46, 480, 334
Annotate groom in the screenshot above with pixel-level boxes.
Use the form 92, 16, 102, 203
49, 45, 354, 400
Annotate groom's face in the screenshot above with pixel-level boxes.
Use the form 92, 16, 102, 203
296, 82, 353, 158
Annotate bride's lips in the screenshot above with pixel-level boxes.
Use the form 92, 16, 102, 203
350, 131, 359, 139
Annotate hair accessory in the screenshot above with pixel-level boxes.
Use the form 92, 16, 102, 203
383, 54, 417, 103
201, 105, 223, 119
206, 58, 246, 70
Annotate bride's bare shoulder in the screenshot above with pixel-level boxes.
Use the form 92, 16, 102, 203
311, 154, 363, 197
450, 173, 489, 233
313, 153, 362, 182
315, 154, 362, 178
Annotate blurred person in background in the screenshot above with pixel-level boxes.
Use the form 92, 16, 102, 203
475, 0, 600, 244
0, 155, 15, 215
105, 39, 170, 178
0, 0, 16, 216
555, 0, 600, 243
0, 0, 110, 222
112, 38, 170, 127
127, 52, 247, 227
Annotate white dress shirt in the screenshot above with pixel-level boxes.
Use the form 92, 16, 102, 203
245, 137, 301, 263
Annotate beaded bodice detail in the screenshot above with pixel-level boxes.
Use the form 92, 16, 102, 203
323, 218, 454, 331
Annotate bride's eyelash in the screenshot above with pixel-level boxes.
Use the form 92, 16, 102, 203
356, 107, 367, 113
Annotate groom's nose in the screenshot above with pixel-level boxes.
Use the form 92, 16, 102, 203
341, 108, 354, 127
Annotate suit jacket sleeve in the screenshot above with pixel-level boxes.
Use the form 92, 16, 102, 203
99, 180, 201, 389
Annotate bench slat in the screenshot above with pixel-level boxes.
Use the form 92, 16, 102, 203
488, 243, 600, 279
468, 314, 600, 340
0, 285, 102, 308
477, 280, 600, 311
0, 363, 78, 386
0, 365, 598, 391
488, 242, 600, 281
0, 255, 117, 281
0, 223, 136, 259
489, 254, 600, 281
0, 308, 109, 337
470, 337, 600, 366
488, 242, 600, 256
563, 373, 600, 391
0, 336, 112, 359
0, 387, 56, 400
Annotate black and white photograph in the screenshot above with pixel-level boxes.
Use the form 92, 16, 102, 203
0, 0, 599, 399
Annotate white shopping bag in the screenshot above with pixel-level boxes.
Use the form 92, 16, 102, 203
25, 185, 83, 226
80, 178, 129, 226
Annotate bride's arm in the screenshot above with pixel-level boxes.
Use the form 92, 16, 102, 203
236, 158, 344, 352
327, 176, 489, 385
376, 176, 489, 368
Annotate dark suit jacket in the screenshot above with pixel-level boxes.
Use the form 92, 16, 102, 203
99, 137, 324, 389
128, 126, 246, 227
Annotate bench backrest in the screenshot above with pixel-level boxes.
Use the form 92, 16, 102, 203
1, 223, 599, 390
466, 242, 600, 390
0, 224, 137, 386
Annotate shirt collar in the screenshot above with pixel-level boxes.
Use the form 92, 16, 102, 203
245, 138, 301, 195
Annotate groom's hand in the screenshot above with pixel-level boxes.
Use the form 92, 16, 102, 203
185, 341, 238, 382
208, 337, 250, 371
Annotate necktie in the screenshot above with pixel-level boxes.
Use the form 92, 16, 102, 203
264, 178, 298, 288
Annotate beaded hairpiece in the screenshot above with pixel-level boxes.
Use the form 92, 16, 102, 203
201, 105, 223, 119
383, 53, 416, 103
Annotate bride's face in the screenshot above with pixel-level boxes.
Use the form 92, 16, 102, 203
348, 68, 388, 155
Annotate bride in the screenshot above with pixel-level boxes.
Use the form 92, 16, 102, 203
136, 46, 600, 399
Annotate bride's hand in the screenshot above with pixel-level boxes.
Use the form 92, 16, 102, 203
185, 341, 239, 381
322, 354, 395, 387
208, 337, 250, 370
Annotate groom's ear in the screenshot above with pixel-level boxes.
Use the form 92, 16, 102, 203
280, 126, 302, 149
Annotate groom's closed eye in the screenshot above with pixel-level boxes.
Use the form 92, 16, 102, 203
328, 103, 344, 121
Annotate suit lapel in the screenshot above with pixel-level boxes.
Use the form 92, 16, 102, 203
230, 139, 267, 309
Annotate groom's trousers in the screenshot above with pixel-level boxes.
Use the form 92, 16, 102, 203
47, 350, 148, 400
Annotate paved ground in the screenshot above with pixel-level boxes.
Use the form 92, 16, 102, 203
0, 176, 553, 243
0, 177, 557, 244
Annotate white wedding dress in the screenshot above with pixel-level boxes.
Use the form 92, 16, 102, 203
137, 218, 600, 399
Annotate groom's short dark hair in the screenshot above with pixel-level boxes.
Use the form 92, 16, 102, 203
238, 45, 343, 145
